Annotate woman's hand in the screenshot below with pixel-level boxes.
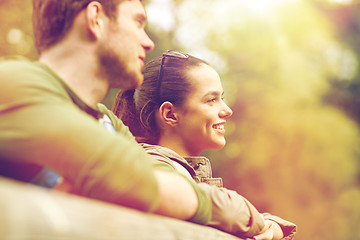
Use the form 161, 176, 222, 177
253, 219, 284, 240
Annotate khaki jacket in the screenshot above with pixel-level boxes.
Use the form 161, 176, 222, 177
141, 143, 297, 239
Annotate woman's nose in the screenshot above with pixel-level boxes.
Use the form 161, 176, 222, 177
220, 103, 232, 118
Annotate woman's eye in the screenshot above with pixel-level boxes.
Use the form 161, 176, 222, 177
208, 98, 217, 103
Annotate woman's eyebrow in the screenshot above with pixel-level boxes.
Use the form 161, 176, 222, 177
201, 90, 224, 99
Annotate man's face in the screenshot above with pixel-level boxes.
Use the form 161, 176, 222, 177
97, 0, 154, 90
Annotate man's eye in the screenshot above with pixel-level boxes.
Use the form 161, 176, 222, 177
136, 21, 143, 28
135, 16, 146, 28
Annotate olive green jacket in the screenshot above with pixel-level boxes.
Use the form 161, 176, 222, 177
0, 57, 211, 224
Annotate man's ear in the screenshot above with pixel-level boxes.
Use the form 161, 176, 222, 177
85, 1, 104, 39
159, 102, 179, 127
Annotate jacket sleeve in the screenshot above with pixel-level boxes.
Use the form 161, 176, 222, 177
198, 183, 265, 238
262, 213, 297, 240
0, 61, 157, 212
142, 146, 266, 238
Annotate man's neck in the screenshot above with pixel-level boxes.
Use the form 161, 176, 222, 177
39, 45, 109, 108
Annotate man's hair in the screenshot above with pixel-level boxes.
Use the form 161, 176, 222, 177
32, 0, 123, 53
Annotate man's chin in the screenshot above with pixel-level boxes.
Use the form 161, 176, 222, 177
133, 75, 144, 88
111, 74, 143, 90
128, 78, 143, 90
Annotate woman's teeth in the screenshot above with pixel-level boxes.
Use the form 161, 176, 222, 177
213, 124, 224, 130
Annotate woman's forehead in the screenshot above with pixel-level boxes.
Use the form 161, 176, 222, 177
186, 64, 223, 95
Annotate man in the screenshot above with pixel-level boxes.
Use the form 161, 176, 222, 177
0, 0, 210, 224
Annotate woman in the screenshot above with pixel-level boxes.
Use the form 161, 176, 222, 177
112, 50, 296, 240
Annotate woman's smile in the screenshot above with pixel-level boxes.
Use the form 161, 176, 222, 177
212, 122, 226, 134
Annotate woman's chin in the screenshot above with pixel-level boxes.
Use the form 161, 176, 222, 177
208, 140, 226, 150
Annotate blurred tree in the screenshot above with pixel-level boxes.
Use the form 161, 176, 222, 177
316, 2, 360, 126
143, 0, 360, 239
0, 0, 37, 59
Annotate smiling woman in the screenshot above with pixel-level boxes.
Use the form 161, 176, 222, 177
111, 50, 297, 239
112, 50, 216, 147
169, 62, 232, 156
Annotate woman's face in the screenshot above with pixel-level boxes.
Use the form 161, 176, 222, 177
175, 64, 232, 156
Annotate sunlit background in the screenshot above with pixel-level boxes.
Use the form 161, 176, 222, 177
1, 0, 360, 239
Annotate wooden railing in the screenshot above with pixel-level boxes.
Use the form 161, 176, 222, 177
0, 177, 247, 240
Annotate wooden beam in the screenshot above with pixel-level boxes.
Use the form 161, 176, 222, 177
0, 177, 247, 240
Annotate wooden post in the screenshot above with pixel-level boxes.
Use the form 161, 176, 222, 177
0, 177, 247, 240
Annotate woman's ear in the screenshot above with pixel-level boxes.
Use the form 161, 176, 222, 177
85, 1, 104, 39
159, 102, 179, 127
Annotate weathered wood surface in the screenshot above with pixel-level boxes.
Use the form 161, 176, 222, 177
0, 177, 247, 240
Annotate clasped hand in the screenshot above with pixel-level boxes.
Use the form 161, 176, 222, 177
253, 220, 284, 240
